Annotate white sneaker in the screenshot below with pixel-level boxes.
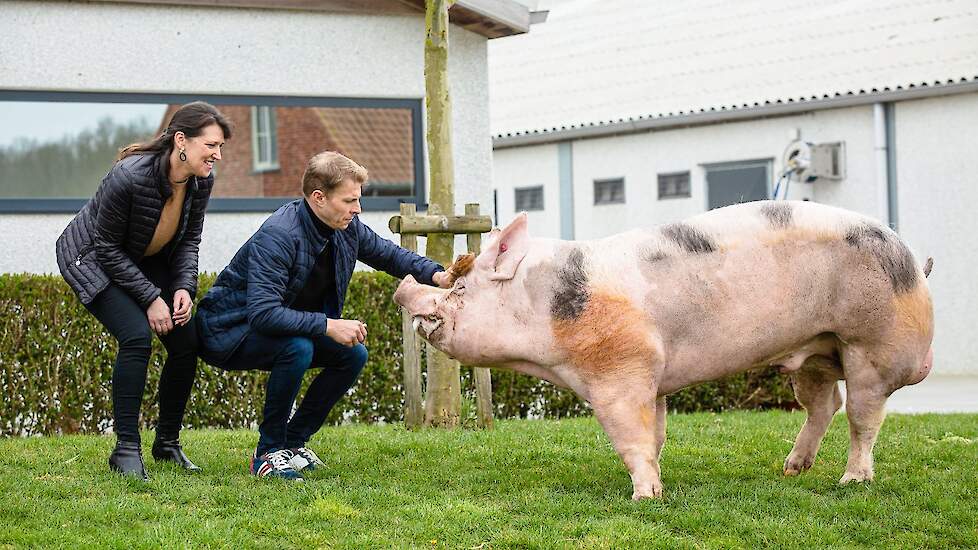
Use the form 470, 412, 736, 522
288, 447, 326, 472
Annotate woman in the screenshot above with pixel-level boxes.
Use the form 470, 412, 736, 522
56, 101, 232, 480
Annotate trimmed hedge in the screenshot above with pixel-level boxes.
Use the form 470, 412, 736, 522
0, 273, 796, 436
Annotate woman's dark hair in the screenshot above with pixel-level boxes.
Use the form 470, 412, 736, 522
117, 101, 233, 160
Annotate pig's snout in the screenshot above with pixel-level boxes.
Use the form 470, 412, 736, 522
394, 275, 439, 315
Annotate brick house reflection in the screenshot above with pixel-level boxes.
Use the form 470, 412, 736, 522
159, 105, 414, 197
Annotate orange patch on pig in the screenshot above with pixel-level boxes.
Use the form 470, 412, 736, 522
892, 280, 933, 340
551, 289, 658, 376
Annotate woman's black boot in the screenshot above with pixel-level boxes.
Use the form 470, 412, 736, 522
152, 437, 202, 472
109, 440, 149, 481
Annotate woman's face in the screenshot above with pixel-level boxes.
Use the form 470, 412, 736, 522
179, 123, 225, 178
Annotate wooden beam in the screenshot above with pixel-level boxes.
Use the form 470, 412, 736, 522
388, 214, 492, 235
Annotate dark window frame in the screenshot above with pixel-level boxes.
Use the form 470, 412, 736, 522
593, 177, 626, 205
0, 90, 426, 213
514, 185, 544, 212
657, 171, 691, 200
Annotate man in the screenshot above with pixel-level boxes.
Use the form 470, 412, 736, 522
196, 151, 451, 480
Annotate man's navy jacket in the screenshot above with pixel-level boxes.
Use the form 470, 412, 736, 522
196, 199, 443, 367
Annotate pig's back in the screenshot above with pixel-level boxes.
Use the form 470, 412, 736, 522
579, 200, 930, 390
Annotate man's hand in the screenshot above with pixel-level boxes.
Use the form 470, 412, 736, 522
147, 297, 174, 335
326, 318, 367, 347
172, 289, 193, 326
432, 270, 453, 289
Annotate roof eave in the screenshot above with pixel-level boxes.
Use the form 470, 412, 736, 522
493, 78, 978, 148
91, 0, 535, 38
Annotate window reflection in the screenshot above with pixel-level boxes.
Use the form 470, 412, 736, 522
0, 99, 417, 201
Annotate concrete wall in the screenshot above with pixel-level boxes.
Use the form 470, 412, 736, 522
895, 92, 978, 374
0, 0, 492, 273
493, 105, 883, 238
491, 93, 978, 373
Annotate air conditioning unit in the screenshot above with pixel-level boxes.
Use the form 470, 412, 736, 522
782, 140, 846, 183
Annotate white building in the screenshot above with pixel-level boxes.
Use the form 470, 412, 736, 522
0, 0, 534, 273
490, 0, 978, 376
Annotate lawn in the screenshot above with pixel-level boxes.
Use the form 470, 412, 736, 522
0, 411, 975, 549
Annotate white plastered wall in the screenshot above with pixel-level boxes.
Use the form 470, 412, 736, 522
894, 92, 978, 375
490, 142, 560, 234
492, 105, 883, 240
0, 0, 492, 274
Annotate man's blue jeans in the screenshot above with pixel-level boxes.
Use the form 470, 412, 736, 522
226, 332, 368, 456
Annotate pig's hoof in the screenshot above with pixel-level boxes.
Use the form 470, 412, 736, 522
783, 455, 814, 476
631, 484, 664, 500
839, 470, 874, 484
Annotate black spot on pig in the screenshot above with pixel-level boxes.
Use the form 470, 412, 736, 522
646, 249, 670, 263
844, 223, 918, 293
760, 202, 793, 229
551, 248, 589, 320
662, 223, 717, 255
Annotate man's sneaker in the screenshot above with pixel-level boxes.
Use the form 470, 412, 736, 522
250, 449, 303, 481
289, 447, 326, 472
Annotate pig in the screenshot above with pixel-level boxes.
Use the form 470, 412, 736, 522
393, 200, 934, 500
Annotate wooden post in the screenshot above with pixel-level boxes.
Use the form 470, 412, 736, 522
399, 203, 425, 429
423, 0, 461, 428
466, 203, 494, 429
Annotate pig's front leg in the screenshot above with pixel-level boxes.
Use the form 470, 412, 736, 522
591, 385, 663, 500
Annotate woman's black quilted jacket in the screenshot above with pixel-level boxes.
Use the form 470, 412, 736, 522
55, 153, 213, 309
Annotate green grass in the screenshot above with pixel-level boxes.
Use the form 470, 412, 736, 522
0, 412, 975, 549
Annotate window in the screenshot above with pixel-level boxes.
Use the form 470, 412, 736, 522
704, 161, 769, 210
251, 106, 279, 172
657, 172, 690, 199
514, 186, 544, 211
0, 91, 424, 212
594, 178, 625, 205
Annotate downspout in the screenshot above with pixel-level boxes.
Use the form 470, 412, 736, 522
885, 103, 899, 231
558, 141, 575, 239
873, 103, 891, 228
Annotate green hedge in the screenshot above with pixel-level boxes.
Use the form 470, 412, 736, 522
0, 273, 796, 436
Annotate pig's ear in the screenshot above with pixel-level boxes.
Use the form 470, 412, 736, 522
482, 213, 529, 281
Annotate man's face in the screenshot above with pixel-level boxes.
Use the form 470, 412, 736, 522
308, 178, 362, 230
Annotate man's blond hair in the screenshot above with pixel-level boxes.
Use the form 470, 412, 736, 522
301, 151, 368, 196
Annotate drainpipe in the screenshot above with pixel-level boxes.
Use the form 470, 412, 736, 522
885, 103, 899, 231
558, 141, 575, 240
874, 102, 899, 231
873, 103, 890, 227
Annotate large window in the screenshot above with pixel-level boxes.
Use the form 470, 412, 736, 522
0, 92, 424, 212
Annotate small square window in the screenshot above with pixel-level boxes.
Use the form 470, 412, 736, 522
514, 186, 544, 211
594, 178, 625, 205
658, 172, 690, 199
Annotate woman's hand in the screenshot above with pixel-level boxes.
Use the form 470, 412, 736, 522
147, 297, 174, 335
172, 289, 193, 326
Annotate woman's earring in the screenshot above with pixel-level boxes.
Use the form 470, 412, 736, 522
179, 148, 187, 162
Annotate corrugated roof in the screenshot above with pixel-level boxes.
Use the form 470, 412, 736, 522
488, 0, 978, 139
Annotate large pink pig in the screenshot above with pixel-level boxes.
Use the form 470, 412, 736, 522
393, 200, 934, 500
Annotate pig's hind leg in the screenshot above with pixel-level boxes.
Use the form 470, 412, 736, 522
784, 357, 843, 476
839, 344, 891, 484
590, 381, 664, 500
